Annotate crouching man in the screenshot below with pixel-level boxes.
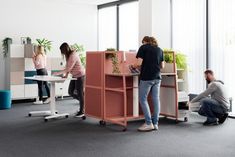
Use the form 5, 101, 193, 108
189, 70, 230, 125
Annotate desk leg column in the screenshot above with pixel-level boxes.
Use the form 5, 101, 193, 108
50, 82, 56, 115
133, 76, 139, 117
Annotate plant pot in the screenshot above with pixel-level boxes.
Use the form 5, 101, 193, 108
161, 63, 175, 73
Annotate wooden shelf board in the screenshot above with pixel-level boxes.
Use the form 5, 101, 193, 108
177, 69, 185, 71
105, 87, 124, 92
105, 73, 139, 77
161, 73, 177, 76
177, 79, 184, 82
106, 115, 144, 122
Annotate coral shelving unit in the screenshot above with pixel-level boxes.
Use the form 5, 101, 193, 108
85, 51, 142, 131
85, 51, 189, 131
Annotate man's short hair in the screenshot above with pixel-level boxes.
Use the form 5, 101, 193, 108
204, 69, 214, 75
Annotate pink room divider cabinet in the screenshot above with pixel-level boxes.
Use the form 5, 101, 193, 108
85, 51, 189, 131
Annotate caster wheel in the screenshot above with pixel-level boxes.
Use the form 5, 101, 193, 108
44, 119, 48, 122
175, 120, 179, 124
82, 116, 86, 120
122, 128, 127, 132
65, 115, 69, 118
184, 117, 188, 122
28, 113, 32, 117
99, 120, 106, 126
55, 112, 58, 114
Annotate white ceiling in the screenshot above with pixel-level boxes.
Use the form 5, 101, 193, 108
60, 0, 116, 5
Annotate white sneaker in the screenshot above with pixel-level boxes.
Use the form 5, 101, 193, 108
74, 111, 85, 118
138, 123, 154, 132
153, 124, 159, 130
33, 101, 43, 105
43, 98, 50, 104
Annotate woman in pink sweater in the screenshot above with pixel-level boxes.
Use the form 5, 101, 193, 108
32, 46, 50, 104
53, 43, 85, 117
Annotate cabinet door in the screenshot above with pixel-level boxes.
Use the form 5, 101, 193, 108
24, 84, 38, 98
10, 45, 24, 58
51, 58, 65, 70
55, 81, 70, 97
55, 82, 64, 96
11, 85, 24, 99
25, 58, 35, 71
24, 44, 34, 58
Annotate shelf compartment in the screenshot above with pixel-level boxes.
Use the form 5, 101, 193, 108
106, 115, 145, 122
105, 75, 133, 89
177, 79, 184, 82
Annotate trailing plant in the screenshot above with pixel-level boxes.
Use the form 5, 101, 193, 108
105, 48, 116, 59
2, 37, 12, 58
71, 43, 86, 66
36, 38, 52, 53
106, 48, 120, 74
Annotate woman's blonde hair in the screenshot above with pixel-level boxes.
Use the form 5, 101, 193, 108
36, 46, 45, 56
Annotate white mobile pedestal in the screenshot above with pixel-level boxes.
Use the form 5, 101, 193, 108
25, 76, 75, 121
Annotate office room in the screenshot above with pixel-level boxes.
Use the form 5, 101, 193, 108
0, 0, 235, 157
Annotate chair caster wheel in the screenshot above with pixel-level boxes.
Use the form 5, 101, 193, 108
82, 116, 86, 120
184, 117, 188, 122
99, 120, 106, 126
65, 115, 69, 118
44, 119, 48, 122
28, 113, 31, 117
55, 112, 58, 114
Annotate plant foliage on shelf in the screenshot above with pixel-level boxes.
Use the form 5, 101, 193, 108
105, 48, 120, 74
163, 49, 174, 63
163, 49, 187, 70
105, 48, 116, 59
71, 43, 86, 66
2, 37, 12, 58
36, 38, 52, 53
176, 53, 187, 70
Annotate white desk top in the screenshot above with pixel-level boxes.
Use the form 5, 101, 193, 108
24, 76, 76, 82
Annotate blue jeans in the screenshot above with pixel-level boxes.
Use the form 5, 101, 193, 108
198, 98, 227, 122
139, 79, 161, 125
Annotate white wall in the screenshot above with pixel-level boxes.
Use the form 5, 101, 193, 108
139, 0, 171, 48
138, 0, 152, 45
152, 0, 171, 48
0, 0, 98, 90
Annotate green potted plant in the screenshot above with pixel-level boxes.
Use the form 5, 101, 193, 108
35, 38, 52, 53
176, 53, 187, 70
161, 49, 187, 73
2, 37, 12, 58
161, 49, 175, 73
71, 43, 86, 66
105, 48, 120, 74
26, 37, 32, 44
